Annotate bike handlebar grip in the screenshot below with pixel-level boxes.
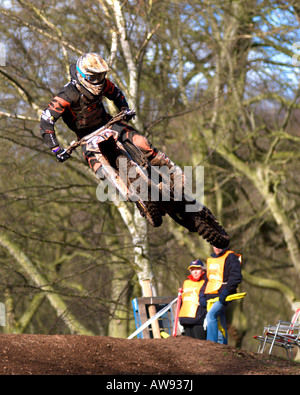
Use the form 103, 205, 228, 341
123, 109, 136, 121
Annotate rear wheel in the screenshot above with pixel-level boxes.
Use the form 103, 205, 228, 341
165, 201, 230, 248
194, 206, 230, 248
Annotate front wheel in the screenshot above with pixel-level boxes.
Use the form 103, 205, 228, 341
116, 155, 163, 228
135, 200, 163, 228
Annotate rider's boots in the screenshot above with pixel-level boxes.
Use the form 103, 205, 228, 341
149, 150, 186, 189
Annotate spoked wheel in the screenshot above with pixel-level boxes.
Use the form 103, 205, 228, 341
116, 155, 163, 228
136, 200, 163, 228
194, 206, 230, 249
165, 200, 230, 248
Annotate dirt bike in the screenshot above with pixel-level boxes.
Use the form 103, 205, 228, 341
63, 110, 230, 248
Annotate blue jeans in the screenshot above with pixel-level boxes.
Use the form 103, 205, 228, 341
206, 301, 228, 344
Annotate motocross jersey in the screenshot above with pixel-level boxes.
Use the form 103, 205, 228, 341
40, 64, 129, 149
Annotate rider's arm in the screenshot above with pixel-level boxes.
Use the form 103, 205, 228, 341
39, 88, 73, 150
102, 79, 129, 111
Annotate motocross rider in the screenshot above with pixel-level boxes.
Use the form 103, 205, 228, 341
40, 52, 179, 178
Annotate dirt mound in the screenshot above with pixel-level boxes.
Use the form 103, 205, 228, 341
0, 334, 299, 375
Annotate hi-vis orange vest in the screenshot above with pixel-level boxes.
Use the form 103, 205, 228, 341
205, 250, 242, 294
178, 279, 205, 318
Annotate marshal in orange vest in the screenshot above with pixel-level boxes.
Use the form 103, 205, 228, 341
179, 278, 205, 318
205, 250, 242, 295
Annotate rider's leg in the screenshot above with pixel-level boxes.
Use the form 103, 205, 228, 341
148, 150, 186, 188
115, 122, 186, 187
148, 149, 175, 168
81, 145, 104, 178
114, 122, 157, 159
119, 125, 183, 170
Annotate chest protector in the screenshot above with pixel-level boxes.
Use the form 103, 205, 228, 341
75, 83, 106, 128
179, 279, 205, 318
205, 250, 241, 294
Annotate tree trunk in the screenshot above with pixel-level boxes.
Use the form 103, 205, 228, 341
107, 267, 130, 338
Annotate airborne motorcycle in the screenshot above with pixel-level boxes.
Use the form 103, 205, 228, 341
63, 110, 230, 248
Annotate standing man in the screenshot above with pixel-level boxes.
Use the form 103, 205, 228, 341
178, 259, 207, 340
204, 246, 242, 344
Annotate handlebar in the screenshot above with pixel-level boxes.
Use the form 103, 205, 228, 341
64, 109, 136, 155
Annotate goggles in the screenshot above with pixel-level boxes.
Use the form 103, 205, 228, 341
77, 65, 106, 84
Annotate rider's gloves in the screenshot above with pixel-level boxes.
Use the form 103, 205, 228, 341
52, 146, 70, 163
122, 107, 136, 121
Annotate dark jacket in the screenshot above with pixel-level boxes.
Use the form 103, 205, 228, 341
40, 64, 128, 149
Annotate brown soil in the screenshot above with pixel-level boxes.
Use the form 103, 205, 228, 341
0, 334, 299, 376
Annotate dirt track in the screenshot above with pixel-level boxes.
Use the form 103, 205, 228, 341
0, 334, 299, 376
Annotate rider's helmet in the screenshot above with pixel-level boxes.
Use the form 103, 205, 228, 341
76, 53, 109, 96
